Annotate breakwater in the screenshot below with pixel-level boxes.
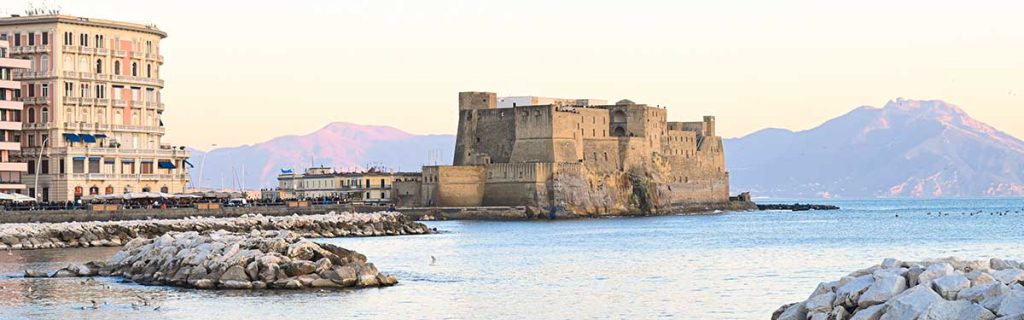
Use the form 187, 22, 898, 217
25, 230, 397, 290
401, 200, 757, 221
0, 211, 431, 250
757, 203, 840, 211
774, 257, 1024, 320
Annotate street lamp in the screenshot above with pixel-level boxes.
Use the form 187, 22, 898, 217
33, 135, 49, 202
196, 143, 216, 191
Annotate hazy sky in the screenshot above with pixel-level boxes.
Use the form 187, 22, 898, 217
9, 0, 1024, 149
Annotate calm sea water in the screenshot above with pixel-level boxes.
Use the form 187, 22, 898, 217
2, 198, 1024, 319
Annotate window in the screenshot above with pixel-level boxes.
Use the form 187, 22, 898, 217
28, 32, 34, 46
63, 32, 72, 45
73, 158, 84, 173
160, 186, 168, 193
41, 32, 48, 45
80, 83, 90, 98
13, 33, 20, 46
90, 186, 100, 196
105, 186, 113, 194
80, 33, 89, 47
27, 108, 34, 123
40, 83, 48, 97
131, 62, 137, 76
113, 61, 120, 75
27, 160, 35, 174
95, 84, 105, 98
131, 87, 140, 100
94, 35, 103, 48
59, 159, 64, 174
41, 107, 47, 123
146, 41, 152, 52
95, 59, 102, 74
146, 64, 151, 78
146, 88, 154, 101
27, 84, 34, 97
40, 55, 48, 72
64, 82, 73, 96
40, 160, 48, 174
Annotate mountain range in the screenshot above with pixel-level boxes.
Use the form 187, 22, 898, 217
190, 99, 1024, 198
188, 123, 455, 190
724, 99, 1024, 198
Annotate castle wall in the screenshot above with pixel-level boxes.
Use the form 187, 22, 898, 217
422, 166, 485, 207
482, 163, 550, 207
510, 106, 557, 163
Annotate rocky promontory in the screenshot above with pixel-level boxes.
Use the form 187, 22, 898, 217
27, 230, 396, 290
774, 257, 1024, 320
0, 211, 431, 250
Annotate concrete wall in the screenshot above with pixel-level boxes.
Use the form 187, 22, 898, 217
0, 204, 354, 224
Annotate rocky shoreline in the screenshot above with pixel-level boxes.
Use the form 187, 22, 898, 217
774, 257, 1024, 320
0, 211, 432, 250
25, 230, 397, 290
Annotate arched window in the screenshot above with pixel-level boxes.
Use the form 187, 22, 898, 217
40, 55, 49, 72
40, 107, 48, 123
105, 185, 114, 194
89, 186, 99, 195
160, 186, 168, 193
113, 61, 121, 75
142, 187, 151, 192
613, 126, 626, 137
95, 59, 103, 74
27, 108, 34, 123
131, 62, 137, 76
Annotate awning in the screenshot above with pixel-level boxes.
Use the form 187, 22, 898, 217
121, 160, 134, 163
183, 159, 194, 168
158, 161, 176, 169
72, 156, 85, 161
94, 134, 107, 138
79, 134, 97, 143
63, 133, 81, 142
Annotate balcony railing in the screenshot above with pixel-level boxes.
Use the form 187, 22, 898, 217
69, 173, 190, 181
112, 99, 126, 107
112, 50, 127, 57
61, 122, 166, 134
13, 70, 56, 80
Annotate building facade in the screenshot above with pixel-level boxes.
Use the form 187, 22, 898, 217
0, 36, 29, 193
400, 91, 732, 216
0, 14, 190, 201
275, 167, 405, 204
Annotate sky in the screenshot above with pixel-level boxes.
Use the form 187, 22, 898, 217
8, 0, 1024, 150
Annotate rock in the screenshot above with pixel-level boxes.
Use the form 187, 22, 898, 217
920, 300, 996, 320
992, 259, 1020, 271
776, 302, 808, 320
193, 279, 215, 289
882, 258, 903, 269
219, 265, 251, 283
908, 264, 926, 287
960, 283, 1011, 303
993, 269, 1024, 285
851, 304, 886, 320
932, 274, 972, 299
24, 269, 48, 278
859, 273, 908, 308
51, 268, 77, 277
332, 265, 358, 287
282, 260, 316, 277
998, 290, 1024, 317
310, 278, 342, 288
806, 292, 836, 313
219, 280, 253, 290
969, 271, 998, 287
314, 258, 333, 274
919, 263, 956, 286
837, 275, 876, 307
879, 285, 943, 320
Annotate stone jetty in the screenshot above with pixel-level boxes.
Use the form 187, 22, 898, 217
773, 257, 1024, 320
0, 211, 431, 250
27, 230, 397, 290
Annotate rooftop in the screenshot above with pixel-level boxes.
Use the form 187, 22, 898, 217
0, 14, 166, 38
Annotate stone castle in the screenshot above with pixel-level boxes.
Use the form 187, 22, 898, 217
394, 91, 737, 216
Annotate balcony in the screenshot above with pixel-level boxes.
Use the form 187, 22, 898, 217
112, 99, 126, 107
0, 100, 23, 111
69, 173, 189, 181
0, 183, 26, 190
56, 146, 189, 158
0, 141, 19, 151
64, 97, 80, 105
145, 53, 164, 63
110, 75, 164, 87
61, 45, 78, 53
0, 79, 19, 90
0, 120, 20, 131
95, 48, 109, 55
0, 162, 28, 172
0, 57, 31, 69
112, 50, 127, 58
22, 122, 54, 130
61, 122, 166, 134
131, 52, 144, 59
12, 70, 56, 80
79, 47, 96, 55
20, 96, 48, 105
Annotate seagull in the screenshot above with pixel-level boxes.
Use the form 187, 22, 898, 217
154, 306, 161, 311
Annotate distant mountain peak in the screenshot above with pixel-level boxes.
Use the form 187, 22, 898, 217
726, 99, 1024, 198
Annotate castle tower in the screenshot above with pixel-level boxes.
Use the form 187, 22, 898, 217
454, 92, 496, 165
703, 116, 716, 137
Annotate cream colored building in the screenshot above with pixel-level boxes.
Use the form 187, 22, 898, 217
275, 167, 400, 204
0, 36, 29, 193
0, 14, 190, 201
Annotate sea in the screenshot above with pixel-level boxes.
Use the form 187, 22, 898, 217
2, 198, 1023, 319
